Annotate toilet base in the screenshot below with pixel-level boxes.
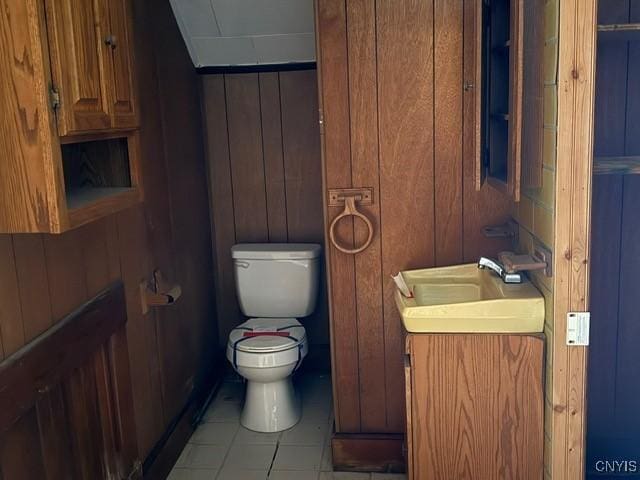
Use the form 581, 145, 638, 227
241, 377, 301, 432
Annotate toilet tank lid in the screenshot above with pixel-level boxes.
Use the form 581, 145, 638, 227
231, 243, 322, 260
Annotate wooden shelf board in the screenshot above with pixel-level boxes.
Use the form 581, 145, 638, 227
594, 156, 640, 175
66, 187, 141, 229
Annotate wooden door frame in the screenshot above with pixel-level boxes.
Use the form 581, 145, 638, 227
552, 0, 597, 478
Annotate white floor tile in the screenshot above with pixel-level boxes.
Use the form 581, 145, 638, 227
167, 468, 219, 480
217, 381, 245, 403
182, 444, 228, 470
190, 422, 238, 445
272, 445, 324, 471
216, 466, 269, 480
203, 400, 242, 423
223, 443, 277, 470
269, 470, 319, 480
280, 423, 328, 446
176, 444, 193, 467
234, 426, 281, 445
299, 402, 332, 424
318, 473, 371, 480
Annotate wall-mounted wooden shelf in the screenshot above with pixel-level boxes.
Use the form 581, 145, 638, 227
593, 156, 640, 175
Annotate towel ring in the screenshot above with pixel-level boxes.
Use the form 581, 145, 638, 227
329, 196, 374, 255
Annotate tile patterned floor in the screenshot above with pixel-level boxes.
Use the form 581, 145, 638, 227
168, 373, 407, 480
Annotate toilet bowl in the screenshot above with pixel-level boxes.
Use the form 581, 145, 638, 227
227, 318, 308, 432
226, 243, 321, 432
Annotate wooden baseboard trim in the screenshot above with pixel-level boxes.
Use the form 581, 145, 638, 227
332, 432, 406, 473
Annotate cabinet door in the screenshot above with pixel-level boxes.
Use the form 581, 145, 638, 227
107, 0, 138, 129
45, 0, 113, 136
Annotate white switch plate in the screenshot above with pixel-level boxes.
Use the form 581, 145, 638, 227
567, 312, 590, 346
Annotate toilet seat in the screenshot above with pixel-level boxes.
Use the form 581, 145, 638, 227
227, 318, 308, 369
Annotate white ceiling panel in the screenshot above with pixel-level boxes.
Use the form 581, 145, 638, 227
170, 0, 316, 67
211, 0, 314, 36
253, 33, 315, 64
171, 0, 220, 37
192, 37, 258, 66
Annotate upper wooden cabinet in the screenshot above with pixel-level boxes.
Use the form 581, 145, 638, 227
0, 0, 141, 234
477, 0, 543, 201
45, 0, 138, 136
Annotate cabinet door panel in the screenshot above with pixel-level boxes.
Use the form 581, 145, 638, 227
108, 0, 138, 128
46, 0, 112, 135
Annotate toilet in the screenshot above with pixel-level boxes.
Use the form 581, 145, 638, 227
226, 243, 321, 432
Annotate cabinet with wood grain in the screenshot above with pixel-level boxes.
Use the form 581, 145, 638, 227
404, 333, 544, 479
0, 0, 141, 234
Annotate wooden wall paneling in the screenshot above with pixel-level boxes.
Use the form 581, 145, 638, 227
64, 363, 107, 479
43, 228, 87, 320
553, 0, 597, 476
201, 75, 242, 345
280, 70, 324, 243
279, 70, 329, 349
35, 385, 76, 480
434, 0, 464, 266
586, 176, 623, 455
259, 72, 289, 242
376, 0, 436, 432
152, 0, 217, 417
131, 0, 175, 283
226, 74, 269, 242
344, 0, 386, 433
0, 236, 23, 358
462, 0, 513, 263
613, 176, 640, 442
0, 412, 47, 480
317, 0, 361, 432
12, 235, 53, 342
116, 207, 163, 458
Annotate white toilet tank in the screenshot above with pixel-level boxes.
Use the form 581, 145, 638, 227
232, 243, 322, 318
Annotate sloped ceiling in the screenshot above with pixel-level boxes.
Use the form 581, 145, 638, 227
169, 0, 316, 67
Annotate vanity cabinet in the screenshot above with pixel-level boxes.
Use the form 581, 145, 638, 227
404, 333, 544, 479
0, 0, 141, 234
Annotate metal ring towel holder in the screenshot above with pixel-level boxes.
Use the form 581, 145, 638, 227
329, 196, 374, 254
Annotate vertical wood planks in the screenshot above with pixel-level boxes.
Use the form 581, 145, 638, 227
226, 74, 269, 242
345, 0, 386, 432
0, 411, 47, 480
553, 0, 597, 476
587, 176, 623, 444
43, 229, 87, 320
201, 75, 242, 344
0, 236, 23, 358
377, 0, 436, 431
317, 0, 361, 432
259, 72, 288, 243
280, 70, 324, 243
434, 0, 464, 266
12, 235, 52, 342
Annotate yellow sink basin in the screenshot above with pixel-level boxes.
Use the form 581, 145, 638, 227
395, 263, 544, 333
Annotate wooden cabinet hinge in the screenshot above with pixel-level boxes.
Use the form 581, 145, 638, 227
49, 86, 60, 111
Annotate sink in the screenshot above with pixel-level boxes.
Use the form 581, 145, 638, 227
395, 263, 544, 333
